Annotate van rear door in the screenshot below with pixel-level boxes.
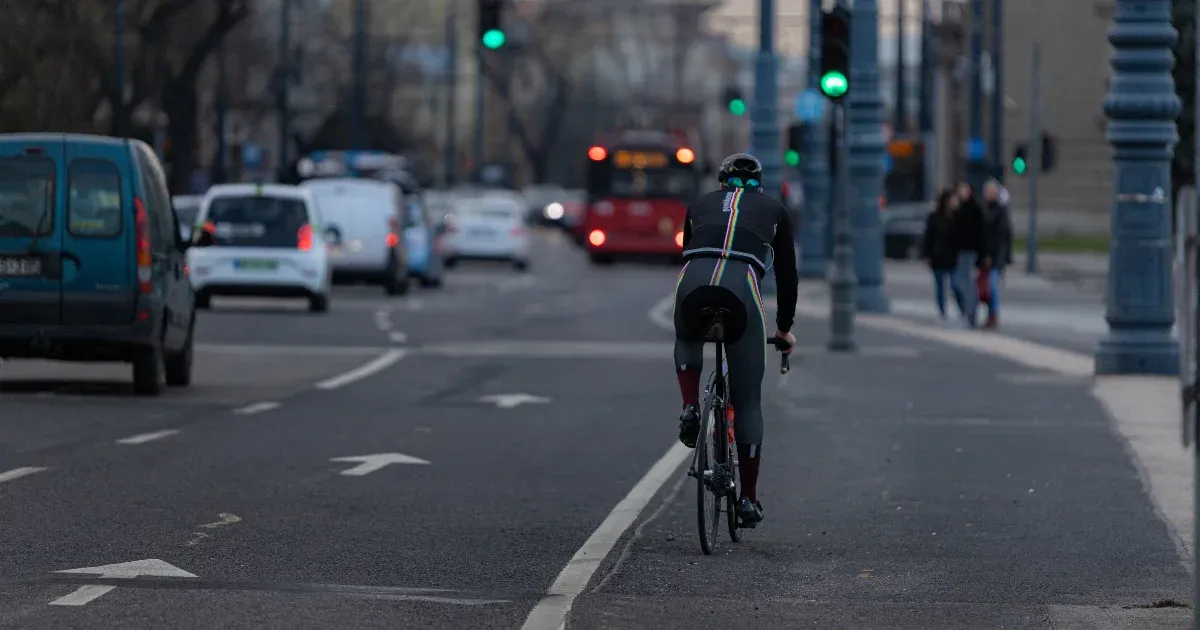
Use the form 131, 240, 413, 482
0, 139, 64, 325
60, 142, 135, 325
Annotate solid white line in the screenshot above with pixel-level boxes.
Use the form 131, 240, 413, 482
233, 401, 280, 415
521, 442, 690, 630
48, 584, 117, 606
116, 429, 180, 445
0, 467, 47, 484
315, 349, 406, 390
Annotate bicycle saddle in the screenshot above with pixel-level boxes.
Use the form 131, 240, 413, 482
679, 286, 748, 343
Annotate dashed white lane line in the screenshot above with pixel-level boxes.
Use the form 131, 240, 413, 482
0, 467, 47, 484
315, 349, 406, 390
233, 401, 281, 415
374, 309, 393, 331
116, 429, 180, 445
521, 442, 690, 630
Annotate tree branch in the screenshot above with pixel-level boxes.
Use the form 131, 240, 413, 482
172, 0, 251, 85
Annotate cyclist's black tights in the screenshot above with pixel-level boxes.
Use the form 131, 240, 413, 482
672, 257, 767, 501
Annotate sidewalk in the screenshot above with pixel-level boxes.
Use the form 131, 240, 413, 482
585, 314, 1191, 628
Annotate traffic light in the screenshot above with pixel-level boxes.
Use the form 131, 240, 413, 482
1040, 132, 1057, 173
819, 6, 852, 100
725, 86, 746, 116
479, 0, 506, 50
1012, 144, 1028, 175
786, 122, 805, 167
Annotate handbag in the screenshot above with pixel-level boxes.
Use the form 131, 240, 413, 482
976, 268, 991, 303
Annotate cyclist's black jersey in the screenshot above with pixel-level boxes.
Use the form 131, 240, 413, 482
681, 187, 798, 332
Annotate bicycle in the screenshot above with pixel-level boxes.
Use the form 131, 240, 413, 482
686, 305, 791, 555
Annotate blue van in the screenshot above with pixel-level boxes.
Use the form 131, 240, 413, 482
0, 134, 196, 396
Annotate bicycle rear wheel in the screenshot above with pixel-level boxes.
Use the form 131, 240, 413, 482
696, 371, 721, 555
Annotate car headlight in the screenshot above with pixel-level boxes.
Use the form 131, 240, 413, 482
544, 203, 564, 220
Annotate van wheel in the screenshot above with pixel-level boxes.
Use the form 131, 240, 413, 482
165, 321, 194, 387
419, 274, 442, 288
385, 273, 410, 296
443, 257, 458, 269
132, 345, 166, 396
309, 294, 329, 312
195, 293, 211, 309
513, 259, 529, 272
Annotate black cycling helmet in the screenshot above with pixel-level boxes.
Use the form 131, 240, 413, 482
717, 153, 764, 190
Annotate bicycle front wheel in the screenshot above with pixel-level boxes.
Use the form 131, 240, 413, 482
696, 377, 721, 555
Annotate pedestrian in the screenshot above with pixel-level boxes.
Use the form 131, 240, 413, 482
922, 189, 963, 320
949, 181, 986, 327
979, 179, 1014, 329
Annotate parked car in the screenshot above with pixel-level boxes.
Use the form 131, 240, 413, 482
173, 194, 202, 242
374, 170, 445, 288
882, 201, 930, 259
189, 183, 333, 312
441, 195, 531, 271
0, 133, 196, 395
300, 178, 409, 295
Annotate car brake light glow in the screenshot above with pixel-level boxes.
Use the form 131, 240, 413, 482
296, 224, 313, 251
675, 231, 684, 248
675, 148, 695, 164
134, 198, 152, 294
588, 146, 607, 161
588, 229, 606, 247
386, 232, 399, 247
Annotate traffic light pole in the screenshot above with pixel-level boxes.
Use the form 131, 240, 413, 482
828, 102, 856, 351
1094, 0, 1179, 376
1025, 43, 1041, 274
474, 43, 485, 180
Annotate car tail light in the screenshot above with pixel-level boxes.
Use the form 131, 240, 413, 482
675, 231, 684, 248
386, 232, 400, 247
296, 224, 313, 251
386, 216, 401, 247
588, 229, 606, 247
134, 197, 152, 294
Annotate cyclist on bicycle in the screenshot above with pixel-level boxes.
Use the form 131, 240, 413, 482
673, 153, 798, 526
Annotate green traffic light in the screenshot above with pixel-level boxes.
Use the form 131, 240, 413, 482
1013, 157, 1026, 175
482, 29, 506, 49
728, 98, 746, 116
820, 71, 848, 98
785, 149, 800, 167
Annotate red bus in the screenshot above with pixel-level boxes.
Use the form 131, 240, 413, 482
580, 130, 703, 264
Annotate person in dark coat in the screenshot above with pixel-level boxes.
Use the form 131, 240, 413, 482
949, 182, 986, 327
922, 189, 963, 319
979, 179, 1014, 328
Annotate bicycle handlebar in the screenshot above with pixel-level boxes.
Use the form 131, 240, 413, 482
766, 336, 792, 374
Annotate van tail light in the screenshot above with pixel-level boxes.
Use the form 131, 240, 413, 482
134, 197, 152, 294
387, 216, 400, 248
296, 224, 313, 251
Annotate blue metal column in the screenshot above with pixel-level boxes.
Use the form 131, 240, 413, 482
989, 0, 1004, 182
350, 0, 367, 149
847, 0, 890, 312
113, 0, 125, 136
753, 0, 783, 294
1094, 0, 1180, 375
799, 0, 830, 278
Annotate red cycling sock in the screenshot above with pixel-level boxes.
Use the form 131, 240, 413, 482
676, 368, 701, 408
737, 443, 761, 501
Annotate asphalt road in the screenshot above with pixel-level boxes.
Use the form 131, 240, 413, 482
0, 230, 1190, 629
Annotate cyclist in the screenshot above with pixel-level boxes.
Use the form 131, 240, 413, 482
673, 153, 798, 526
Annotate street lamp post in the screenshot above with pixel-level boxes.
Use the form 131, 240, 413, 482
799, 0, 831, 279
847, 0, 890, 312
1094, 0, 1180, 375
753, 0, 783, 294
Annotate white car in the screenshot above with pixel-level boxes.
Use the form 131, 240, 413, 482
441, 196, 531, 271
187, 183, 333, 312
172, 194, 203, 242
301, 178, 409, 295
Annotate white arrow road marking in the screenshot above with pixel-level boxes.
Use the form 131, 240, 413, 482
479, 393, 551, 409
330, 453, 430, 476
187, 513, 242, 546
0, 467, 47, 484
315, 349, 406, 390
115, 429, 179, 445
50, 559, 197, 606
